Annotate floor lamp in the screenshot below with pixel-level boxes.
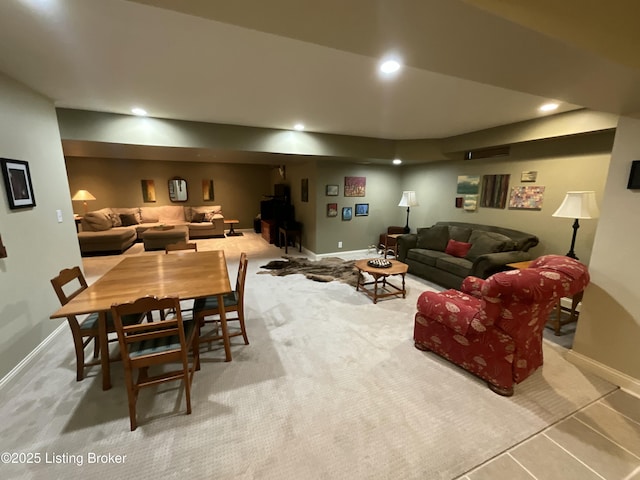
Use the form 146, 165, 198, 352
71, 189, 96, 215
398, 191, 419, 234
552, 191, 599, 260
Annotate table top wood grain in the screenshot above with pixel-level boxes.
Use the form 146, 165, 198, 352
51, 250, 232, 318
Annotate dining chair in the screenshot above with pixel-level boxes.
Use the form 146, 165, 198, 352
50, 266, 143, 381
165, 241, 198, 253
110, 295, 200, 431
194, 252, 249, 361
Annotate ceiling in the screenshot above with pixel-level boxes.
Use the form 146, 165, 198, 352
0, 0, 638, 157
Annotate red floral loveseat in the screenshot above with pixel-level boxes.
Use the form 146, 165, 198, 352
413, 255, 589, 396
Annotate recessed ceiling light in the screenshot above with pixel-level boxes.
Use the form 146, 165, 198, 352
379, 59, 401, 74
539, 103, 559, 112
131, 107, 147, 116
293, 123, 305, 131
393, 158, 402, 165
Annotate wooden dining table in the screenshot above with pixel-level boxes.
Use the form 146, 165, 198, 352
50, 250, 232, 390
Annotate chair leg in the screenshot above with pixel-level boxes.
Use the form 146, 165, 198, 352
72, 334, 86, 382
238, 313, 249, 345
488, 382, 514, 397
124, 372, 138, 431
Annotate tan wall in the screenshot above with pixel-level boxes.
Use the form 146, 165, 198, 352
400, 132, 614, 263
572, 117, 640, 386
0, 73, 81, 380
65, 157, 273, 229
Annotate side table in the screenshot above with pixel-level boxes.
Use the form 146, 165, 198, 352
224, 219, 242, 237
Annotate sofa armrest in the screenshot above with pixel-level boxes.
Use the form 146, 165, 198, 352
416, 289, 494, 335
396, 234, 417, 261
470, 251, 533, 278
461, 276, 487, 297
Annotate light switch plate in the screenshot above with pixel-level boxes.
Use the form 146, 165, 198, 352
56, 209, 63, 223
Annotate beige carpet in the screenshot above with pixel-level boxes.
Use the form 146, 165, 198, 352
0, 233, 616, 479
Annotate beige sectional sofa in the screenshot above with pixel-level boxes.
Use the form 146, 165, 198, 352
78, 205, 224, 255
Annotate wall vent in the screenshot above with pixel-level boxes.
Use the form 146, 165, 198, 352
464, 145, 510, 160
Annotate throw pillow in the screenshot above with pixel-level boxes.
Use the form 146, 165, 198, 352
109, 212, 122, 227
119, 213, 139, 226
191, 212, 206, 223
82, 212, 112, 231
465, 231, 508, 261
416, 225, 449, 251
445, 239, 472, 258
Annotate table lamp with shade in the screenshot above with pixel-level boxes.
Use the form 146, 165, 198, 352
552, 191, 599, 260
71, 189, 96, 215
398, 191, 419, 233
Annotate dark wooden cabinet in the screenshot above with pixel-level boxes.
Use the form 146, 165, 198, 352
261, 220, 277, 244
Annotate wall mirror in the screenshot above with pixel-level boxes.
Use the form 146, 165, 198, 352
168, 177, 188, 202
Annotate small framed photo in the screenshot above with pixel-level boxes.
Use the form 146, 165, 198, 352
326, 184, 339, 196
327, 203, 338, 217
355, 203, 369, 216
342, 207, 352, 221
521, 171, 537, 182
1, 158, 36, 209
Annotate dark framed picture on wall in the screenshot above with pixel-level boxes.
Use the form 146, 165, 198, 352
327, 203, 338, 217
355, 203, 369, 216
301, 178, 309, 202
1, 158, 36, 209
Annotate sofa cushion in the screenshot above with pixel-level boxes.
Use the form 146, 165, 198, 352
416, 225, 449, 251
435, 256, 473, 278
407, 248, 450, 267
191, 212, 206, 223
465, 231, 514, 261
445, 239, 472, 258
120, 213, 140, 226
111, 207, 142, 223
139, 210, 160, 223
448, 226, 472, 243
82, 211, 112, 231
189, 205, 223, 222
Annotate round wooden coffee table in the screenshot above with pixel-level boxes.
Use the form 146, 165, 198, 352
354, 259, 408, 304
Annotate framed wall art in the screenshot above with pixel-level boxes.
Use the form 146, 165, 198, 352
326, 184, 339, 196
355, 203, 369, 216
456, 175, 480, 195
480, 174, 510, 208
327, 203, 338, 217
1, 158, 36, 209
344, 176, 366, 197
202, 179, 214, 201
141, 179, 156, 202
509, 186, 545, 210
342, 206, 353, 221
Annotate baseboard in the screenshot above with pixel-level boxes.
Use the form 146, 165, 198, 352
0, 323, 66, 391
314, 248, 370, 259
566, 349, 640, 399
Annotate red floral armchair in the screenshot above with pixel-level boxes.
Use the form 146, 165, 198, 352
413, 255, 590, 396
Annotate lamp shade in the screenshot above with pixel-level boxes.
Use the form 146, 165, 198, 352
398, 191, 419, 207
71, 190, 96, 201
552, 191, 599, 219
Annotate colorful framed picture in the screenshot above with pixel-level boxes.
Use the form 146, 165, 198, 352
1, 158, 36, 209
509, 186, 545, 210
327, 203, 338, 217
355, 203, 369, 216
344, 176, 366, 197
326, 184, 339, 196
342, 206, 352, 221
456, 175, 480, 195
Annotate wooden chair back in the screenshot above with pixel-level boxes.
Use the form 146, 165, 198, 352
235, 252, 248, 311
51, 266, 88, 306
165, 241, 198, 253
110, 295, 199, 431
